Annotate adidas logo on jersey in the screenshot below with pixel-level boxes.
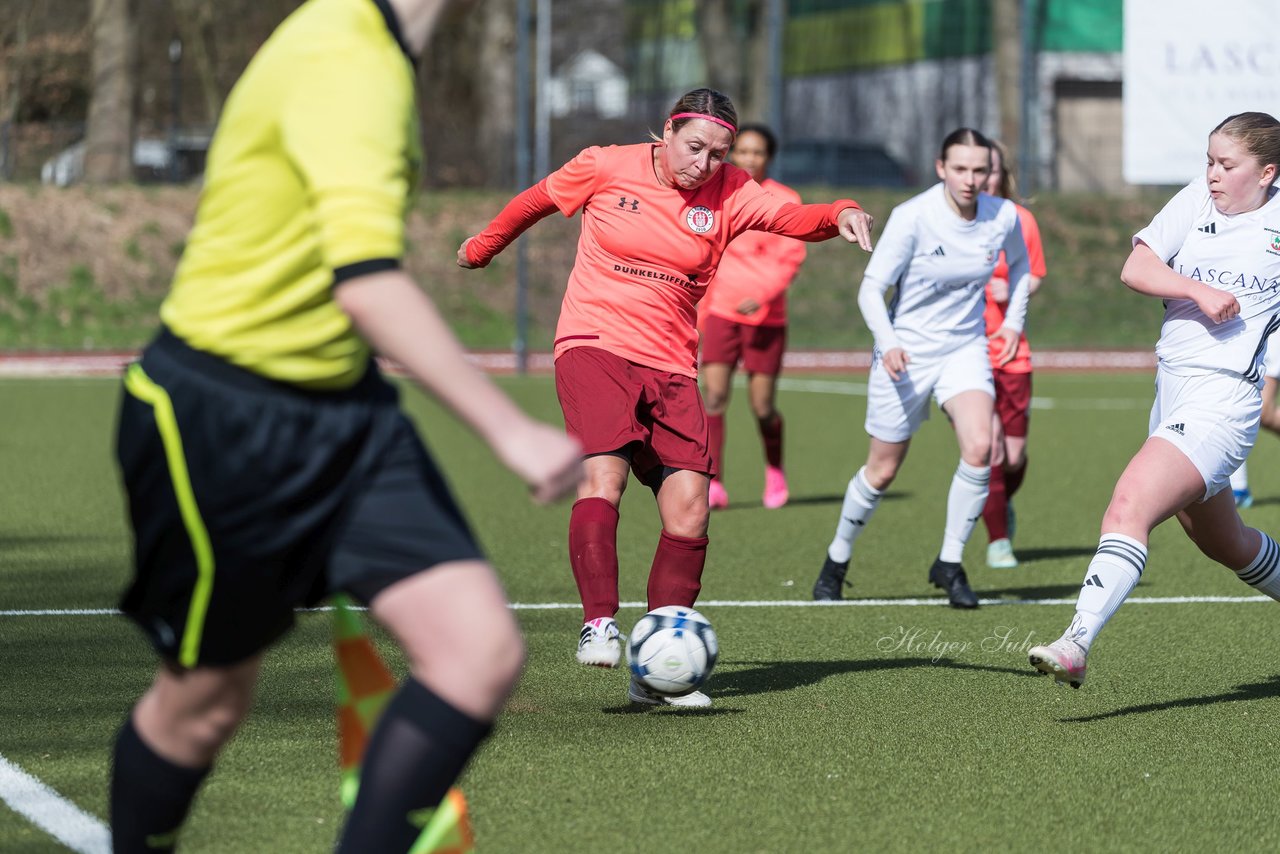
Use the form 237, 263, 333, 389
931, 245, 946, 256
1197, 222, 1217, 234
1164, 422, 1185, 436
1083, 574, 1104, 589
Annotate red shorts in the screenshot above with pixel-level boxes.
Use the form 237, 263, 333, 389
555, 347, 713, 478
994, 370, 1032, 438
700, 314, 787, 376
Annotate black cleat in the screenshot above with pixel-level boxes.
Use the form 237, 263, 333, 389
928, 557, 978, 609
813, 556, 851, 601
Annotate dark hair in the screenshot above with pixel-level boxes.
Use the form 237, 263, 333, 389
1212, 112, 1280, 171
735, 123, 778, 159
939, 127, 992, 162
668, 88, 738, 135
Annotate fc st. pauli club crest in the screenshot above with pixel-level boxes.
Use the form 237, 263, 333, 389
686, 206, 714, 234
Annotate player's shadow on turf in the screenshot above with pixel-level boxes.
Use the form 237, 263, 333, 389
701, 657, 1039, 700
987, 583, 1087, 600
1058, 674, 1280, 723
1010, 546, 1097, 563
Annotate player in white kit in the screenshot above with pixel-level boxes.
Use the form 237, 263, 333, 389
1029, 112, 1280, 688
812, 128, 1031, 608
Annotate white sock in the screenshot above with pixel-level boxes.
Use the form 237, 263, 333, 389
1230, 463, 1249, 492
827, 467, 882, 563
938, 460, 989, 563
1235, 531, 1280, 601
1065, 533, 1147, 651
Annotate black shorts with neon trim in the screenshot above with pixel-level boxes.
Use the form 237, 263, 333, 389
115, 329, 484, 668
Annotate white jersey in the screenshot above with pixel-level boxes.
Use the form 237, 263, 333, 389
1136, 177, 1280, 382
857, 183, 1030, 360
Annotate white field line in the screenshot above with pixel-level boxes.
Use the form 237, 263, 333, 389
0, 354, 1154, 410
0, 351, 1156, 378
0, 755, 110, 854
0, 595, 1269, 619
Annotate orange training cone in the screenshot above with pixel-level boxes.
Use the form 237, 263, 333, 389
332, 594, 474, 853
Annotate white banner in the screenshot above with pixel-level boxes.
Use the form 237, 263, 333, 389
1123, 0, 1280, 184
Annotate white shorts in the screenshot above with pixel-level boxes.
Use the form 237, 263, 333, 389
1148, 367, 1260, 501
865, 339, 994, 443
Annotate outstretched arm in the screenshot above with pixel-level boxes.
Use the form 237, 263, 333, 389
767, 200, 875, 251
335, 269, 582, 503
457, 179, 560, 269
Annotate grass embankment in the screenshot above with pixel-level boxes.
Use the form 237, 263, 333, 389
0, 184, 1175, 352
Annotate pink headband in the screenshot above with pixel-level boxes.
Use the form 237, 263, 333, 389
669, 112, 737, 134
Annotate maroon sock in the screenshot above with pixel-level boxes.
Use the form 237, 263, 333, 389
707, 412, 725, 480
1005, 458, 1027, 499
758, 412, 784, 469
647, 531, 708, 609
983, 463, 1009, 540
568, 497, 620, 622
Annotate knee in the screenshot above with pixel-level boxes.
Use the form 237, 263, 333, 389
411, 614, 526, 703
582, 471, 627, 504
1100, 490, 1148, 534
664, 506, 710, 539
959, 441, 992, 468
179, 696, 251, 759
863, 461, 897, 492
1004, 447, 1026, 471
751, 401, 776, 421
703, 387, 729, 413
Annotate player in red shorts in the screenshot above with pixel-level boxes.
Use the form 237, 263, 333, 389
981, 139, 1047, 569
698, 124, 807, 511
459, 88, 874, 707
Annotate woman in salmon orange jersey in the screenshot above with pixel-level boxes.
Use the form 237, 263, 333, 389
981, 139, 1047, 570
458, 88, 874, 708
699, 124, 807, 511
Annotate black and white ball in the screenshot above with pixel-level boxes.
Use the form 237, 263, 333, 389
627, 606, 718, 696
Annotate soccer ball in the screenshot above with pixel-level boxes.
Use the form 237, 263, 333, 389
626, 606, 718, 696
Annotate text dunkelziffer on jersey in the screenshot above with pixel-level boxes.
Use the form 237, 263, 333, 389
160, 0, 421, 390
863, 183, 1028, 360
1136, 178, 1280, 384
544, 145, 835, 378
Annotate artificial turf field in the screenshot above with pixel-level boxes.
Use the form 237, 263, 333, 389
2, 370, 1278, 853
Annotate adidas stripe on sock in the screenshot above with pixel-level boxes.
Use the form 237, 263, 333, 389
1067, 533, 1147, 651
827, 467, 882, 564
1236, 531, 1280, 601
939, 460, 989, 563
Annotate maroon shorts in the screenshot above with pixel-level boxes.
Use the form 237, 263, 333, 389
700, 314, 787, 376
555, 347, 713, 478
994, 370, 1032, 438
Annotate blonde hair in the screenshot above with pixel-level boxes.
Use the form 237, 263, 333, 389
1212, 112, 1280, 172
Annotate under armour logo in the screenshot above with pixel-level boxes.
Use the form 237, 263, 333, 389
1197, 222, 1217, 234
618, 196, 641, 213
1083, 574, 1104, 588
1164, 423, 1185, 436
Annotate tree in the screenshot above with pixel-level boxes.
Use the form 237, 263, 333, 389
694, 0, 770, 122
84, 0, 135, 183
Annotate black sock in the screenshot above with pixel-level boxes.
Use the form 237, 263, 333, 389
337, 677, 492, 853
110, 717, 210, 854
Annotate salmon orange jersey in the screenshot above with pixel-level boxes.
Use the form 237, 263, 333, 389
984, 203, 1046, 373
537, 144, 854, 376
700, 178, 807, 327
